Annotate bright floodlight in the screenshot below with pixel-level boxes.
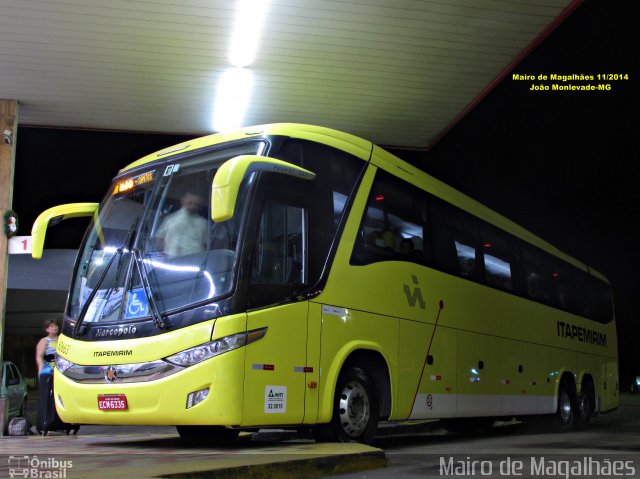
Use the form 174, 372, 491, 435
229, 0, 270, 67
213, 67, 254, 132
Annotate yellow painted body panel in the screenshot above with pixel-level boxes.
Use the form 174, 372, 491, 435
54, 314, 248, 425
315, 305, 398, 423
57, 318, 216, 365
242, 303, 308, 426
315, 148, 617, 420
397, 320, 458, 419
304, 302, 323, 424
54, 349, 245, 426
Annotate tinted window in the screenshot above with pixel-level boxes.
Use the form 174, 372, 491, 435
552, 265, 582, 314
522, 247, 556, 305
68, 142, 263, 323
444, 207, 480, 279
481, 226, 516, 291
351, 169, 428, 265
583, 275, 614, 323
245, 139, 365, 308
251, 201, 307, 286
347, 166, 614, 324
273, 139, 365, 270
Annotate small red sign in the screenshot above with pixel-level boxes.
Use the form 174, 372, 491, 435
98, 394, 128, 411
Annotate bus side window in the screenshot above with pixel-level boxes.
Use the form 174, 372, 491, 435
443, 206, 481, 280
246, 183, 309, 309
585, 276, 614, 323
251, 202, 306, 286
481, 225, 515, 291
552, 266, 581, 314
522, 247, 556, 305
350, 170, 427, 266
272, 138, 366, 281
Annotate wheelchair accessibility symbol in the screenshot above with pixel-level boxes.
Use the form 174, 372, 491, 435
125, 288, 150, 319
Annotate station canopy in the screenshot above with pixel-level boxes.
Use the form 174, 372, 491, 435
0, 0, 579, 149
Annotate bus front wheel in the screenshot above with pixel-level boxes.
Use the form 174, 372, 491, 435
314, 366, 379, 444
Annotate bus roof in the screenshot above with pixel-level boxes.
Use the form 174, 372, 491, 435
120, 123, 607, 283
120, 123, 373, 173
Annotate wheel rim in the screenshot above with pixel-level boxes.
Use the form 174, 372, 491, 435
559, 391, 572, 424
338, 380, 370, 438
579, 394, 591, 419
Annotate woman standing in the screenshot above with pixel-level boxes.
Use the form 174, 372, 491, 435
35, 319, 59, 377
35, 319, 59, 434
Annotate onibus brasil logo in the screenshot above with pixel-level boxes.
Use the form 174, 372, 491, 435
8, 455, 73, 478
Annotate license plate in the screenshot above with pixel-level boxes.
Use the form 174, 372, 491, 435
98, 394, 128, 411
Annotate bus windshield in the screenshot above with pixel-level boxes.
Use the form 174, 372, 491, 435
67, 142, 263, 326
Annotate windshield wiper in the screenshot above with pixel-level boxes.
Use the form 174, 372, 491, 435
73, 219, 138, 336
131, 247, 167, 330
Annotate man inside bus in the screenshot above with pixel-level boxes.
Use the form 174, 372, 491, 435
155, 191, 207, 257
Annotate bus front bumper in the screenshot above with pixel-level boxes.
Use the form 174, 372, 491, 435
53, 350, 244, 426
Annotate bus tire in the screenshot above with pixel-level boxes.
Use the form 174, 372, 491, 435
176, 425, 239, 443
577, 379, 595, 428
576, 393, 591, 428
555, 381, 577, 432
314, 366, 379, 444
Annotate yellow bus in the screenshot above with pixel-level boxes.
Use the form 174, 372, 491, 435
32, 123, 618, 443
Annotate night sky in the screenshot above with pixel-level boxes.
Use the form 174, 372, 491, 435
12, 2, 638, 381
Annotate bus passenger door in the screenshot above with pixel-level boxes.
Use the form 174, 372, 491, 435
241, 190, 310, 426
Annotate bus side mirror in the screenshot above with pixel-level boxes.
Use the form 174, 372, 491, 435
211, 155, 315, 222
31, 203, 99, 259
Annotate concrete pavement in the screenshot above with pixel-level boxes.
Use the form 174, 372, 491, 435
1, 428, 385, 479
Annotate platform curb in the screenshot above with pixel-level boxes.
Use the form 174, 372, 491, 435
159, 449, 386, 479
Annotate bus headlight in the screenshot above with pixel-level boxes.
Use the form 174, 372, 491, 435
165, 327, 267, 367
55, 354, 74, 373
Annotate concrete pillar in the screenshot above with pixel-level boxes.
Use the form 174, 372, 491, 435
0, 100, 18, 432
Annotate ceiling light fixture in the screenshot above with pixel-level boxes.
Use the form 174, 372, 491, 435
213, 67, 254, 132
229, 0, 270, 67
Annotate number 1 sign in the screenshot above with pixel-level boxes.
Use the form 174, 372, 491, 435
8, 236, 32, 254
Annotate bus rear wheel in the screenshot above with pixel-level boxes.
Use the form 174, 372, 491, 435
577, 392, 591, 428
555, 381, 577, 432
314, 366, 379, 444
176, 425, 239, 443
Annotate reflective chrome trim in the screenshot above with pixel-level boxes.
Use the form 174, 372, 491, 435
61, 359, 184, 383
